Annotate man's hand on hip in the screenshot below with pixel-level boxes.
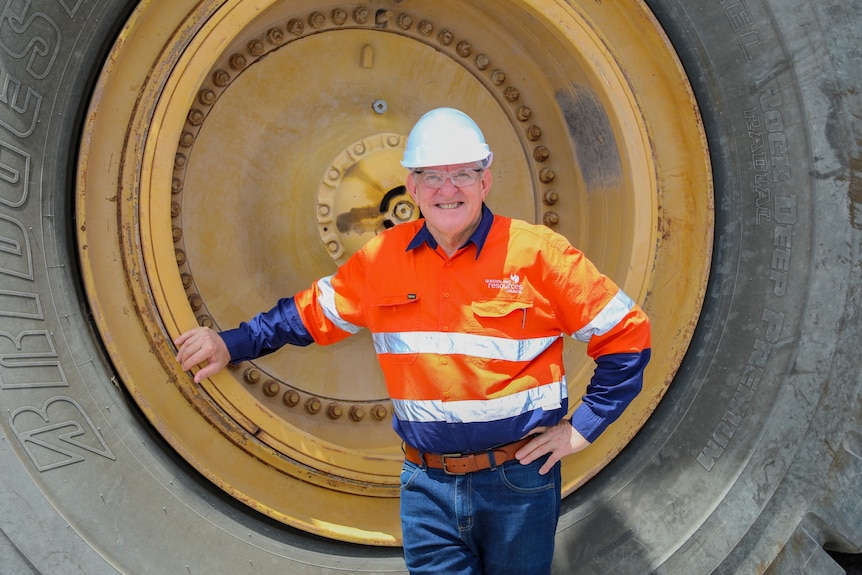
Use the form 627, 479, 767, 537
516, 420, 590, 475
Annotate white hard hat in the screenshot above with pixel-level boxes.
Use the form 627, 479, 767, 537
401, 107, 493, 169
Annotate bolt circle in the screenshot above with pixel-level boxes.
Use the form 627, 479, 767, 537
283, 390, 301, 407
267, 28, 284, 45
349, 406, 366, 422
543, 211, 560, 226
211, 69, 230, 87
331, 8, 347, 26
326, 403, 344, 420
243, 367, 261, 384
263, 379, 280, 397
353, 7, 370, 24
305, 397, 322, 415
371, 404, 388, 421
309, 12, 325, 29
533, 146, 550, 162
247, 39, 265, 56
229, 54, 246, 70
286, 18, 303, 35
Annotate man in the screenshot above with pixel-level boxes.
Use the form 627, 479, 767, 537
175, 107, 651, 574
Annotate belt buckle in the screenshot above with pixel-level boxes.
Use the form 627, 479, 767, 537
440, 452, 464, 475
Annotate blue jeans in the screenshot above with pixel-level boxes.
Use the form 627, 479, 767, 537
399, 455, 561, 575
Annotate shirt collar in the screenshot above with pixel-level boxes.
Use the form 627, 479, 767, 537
406, 203, 495, 259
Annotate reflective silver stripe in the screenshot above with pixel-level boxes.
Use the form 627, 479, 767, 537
392, 379, 568, 423
315, 276, 363, 334
372, 331, 560, 361
571, 289, 634, 342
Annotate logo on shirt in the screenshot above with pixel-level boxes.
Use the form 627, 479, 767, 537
485, 273, 523, 294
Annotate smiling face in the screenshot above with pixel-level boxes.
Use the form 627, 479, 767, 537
406, 162, 492, 256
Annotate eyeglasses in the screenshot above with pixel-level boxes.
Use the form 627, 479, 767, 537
412, 169, 483, 188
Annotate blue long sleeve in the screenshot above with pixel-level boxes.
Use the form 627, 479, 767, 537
570, 349, 651, 442
219, 296, 314, 363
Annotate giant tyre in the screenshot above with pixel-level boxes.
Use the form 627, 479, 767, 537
0, 0, 860, 573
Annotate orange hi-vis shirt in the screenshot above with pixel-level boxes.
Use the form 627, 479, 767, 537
222, 205, 651, 454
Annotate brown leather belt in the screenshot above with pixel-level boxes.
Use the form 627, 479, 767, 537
404, 437, 533, 475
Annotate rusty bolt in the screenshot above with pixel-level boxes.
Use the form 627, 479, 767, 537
172, 226, 182, 243
349, 405, 366, 422
229, 54, 246, 70
456, 41, 472, 58
171, 201, 181, 218
438, 29, 454, 45
175, 249, 186, 266
332, 8, 347, 25
287, 18, 304, 35
371, 404, 388, 421
198, 315, 214, 328
504, 87, 520, 102
526, 125, 542, 141
516, 106, 532, 122
211, 70, 230, 87
179, 131, 195, 148
543, 211, 560, 226
180, 273, 192, 289
262, 379, 280, 397
326, 403, 344, 420
188, 293, 202, 312
309, 11, 326, 29
543, 190, 559, 205
267, 27, 284, 45
174, 153, 187, 170
539, 167, 556, 183
171, 177, 183, 194
247, 39, 264, 57
353, 7, 370, 24
475, 54, 490, 70
243, 367, 261, 384
283, 390, 301, 407
198, 89, 215, 106
187, 109, 204, 126
417, 19, 433, 36
533, 146, 550, 162
305, 397, 322, 415
398, 13, 412, 30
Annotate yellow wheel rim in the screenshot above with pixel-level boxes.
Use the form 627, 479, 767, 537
77, 0, 712, 545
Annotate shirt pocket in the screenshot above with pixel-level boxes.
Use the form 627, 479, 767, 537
371, 295, 421, 331
471, 298, 534, 336
370, 295, 421, 365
